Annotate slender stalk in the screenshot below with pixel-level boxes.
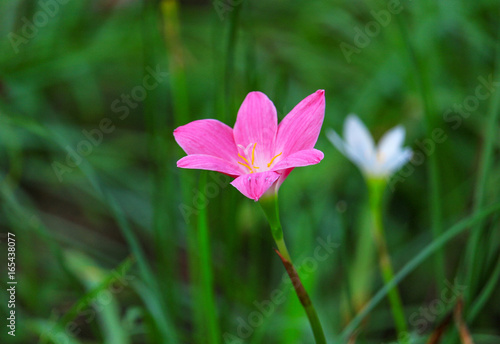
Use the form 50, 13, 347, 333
259, 193, 327, 344
444, 11, 500, 344
467, 253, 500, 322
161, 1, 200, 341
341, 202, 500, 340
464, 23, 500, 301
162, 0, 189, 126
367, 178, 408, 343
142, 0, 178, 322
395, 14, 445, 291
349, 210, 376, 314
197, 172, 221, 343
223, 0, 242, 122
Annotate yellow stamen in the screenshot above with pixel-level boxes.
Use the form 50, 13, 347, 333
238, 143, 260, 173
267, 152, 283, 167
238, 153, 250, 165
238, 161, 254, 173
377, 151, 385, 163
251, 143, 257, 166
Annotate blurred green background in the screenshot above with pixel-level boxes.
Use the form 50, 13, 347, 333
1, 0, 499, 343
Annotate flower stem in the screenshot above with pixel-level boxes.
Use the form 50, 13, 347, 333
367, 178, 408, 343
197, 172, 221, 343
465, 23, 500, 302
259, 194, 327, 344
395, 13, 445, 292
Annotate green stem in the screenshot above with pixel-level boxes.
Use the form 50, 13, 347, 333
464, 23, 500, 301
198, 172, 221, 343
259, 193, 327, 344
368, 178, 408, 343
467, 253, 500, 322
162, 0, 189, 127
223, 0, 242, 122
142, 0, 178, 323
395, 14, 445, 291
341, 203, 500, 340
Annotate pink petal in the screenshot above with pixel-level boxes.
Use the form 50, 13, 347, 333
275, 168, 294, 189
271, 149, 324, 170
230, 171, 280, 201
275, 90, 325, 157
177, 155, 243, 176
233, 92, 278, 162
271, 149, 324, 190
174, 119, 238, 161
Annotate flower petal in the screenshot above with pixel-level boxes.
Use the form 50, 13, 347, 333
276, 168, 294, 188
230, 171, 280, 201
344, 114, 375, 163
382, 147, 413, 175
271, 149, 324, 189
272, 149, 324, 170
174, 119, 238, 161
275, 90, 325, 157
233, 92, 278, 162
326, 129, 347, 156
177, 154, 243, 176
377, 125, 406, 163
327, 127, 371, 172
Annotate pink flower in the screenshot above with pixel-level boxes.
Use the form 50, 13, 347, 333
174, 90, 325, 201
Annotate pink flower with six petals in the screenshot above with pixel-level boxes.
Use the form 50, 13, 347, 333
174, 90, 325, 201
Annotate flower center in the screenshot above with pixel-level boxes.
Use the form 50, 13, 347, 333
237, 143, 283, 173
376, 150, 385, 163
238, 143, 260, 173
267, 152, 282, 167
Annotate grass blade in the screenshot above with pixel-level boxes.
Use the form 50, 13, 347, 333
340, 202, 500, 340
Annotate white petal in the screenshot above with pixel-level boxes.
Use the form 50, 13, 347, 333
344, 114, 376, 164
383, 148, 413, 174
326, 129, 347, 156
377, 125, 405, 163
327, 127, 371, 172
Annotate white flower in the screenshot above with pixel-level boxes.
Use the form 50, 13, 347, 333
327, 114, 412, 178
